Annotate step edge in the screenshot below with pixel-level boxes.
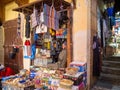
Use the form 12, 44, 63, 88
102, 66, 120, 71
103, 61, 120, 63
100, 73, 120, 79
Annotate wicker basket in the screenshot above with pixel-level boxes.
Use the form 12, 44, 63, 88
60, 79, 73, 89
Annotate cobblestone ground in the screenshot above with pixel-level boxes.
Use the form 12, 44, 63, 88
91, 86, 111, 90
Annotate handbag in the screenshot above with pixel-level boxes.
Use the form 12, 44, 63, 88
36, 23, 47, 34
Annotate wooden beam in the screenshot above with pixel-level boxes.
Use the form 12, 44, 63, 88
12, 0, 71, 13
1, 0, 14, 4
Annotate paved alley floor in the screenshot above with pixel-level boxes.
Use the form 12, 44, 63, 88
91, 81, 120, 90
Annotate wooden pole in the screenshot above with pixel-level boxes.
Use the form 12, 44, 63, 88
67, 6, 73, 66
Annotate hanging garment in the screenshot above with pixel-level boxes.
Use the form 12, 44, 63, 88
43, 4, 59, 30
50, 5, 55, 29
40, 12, 44, 23
36, 23, 47, 34
55, 11, 59, 30
36, 25, 41, 34
31, 6, 38, 28
93, 35, 100, 76
25, 15, 30, 38
31, 44, 36, 59
44, 4, 50, 27
17, 13, 21, 37
107, 7, 114, 17
24, 40, 31, 57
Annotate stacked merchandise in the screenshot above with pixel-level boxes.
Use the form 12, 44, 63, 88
1, 62, 87, 90
24, 2, 68, 66
60, 61, 87, 90
70, 61, 87, 87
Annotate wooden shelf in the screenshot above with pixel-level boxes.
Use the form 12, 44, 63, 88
13, 0, 71, 14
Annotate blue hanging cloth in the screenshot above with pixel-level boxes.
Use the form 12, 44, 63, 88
107, 7, 114, 17
30, 44, 36, 60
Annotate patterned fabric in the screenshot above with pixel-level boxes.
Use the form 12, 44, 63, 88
31, 7, 38, 28
17, 13, 21, 36
43, 4, 59, 30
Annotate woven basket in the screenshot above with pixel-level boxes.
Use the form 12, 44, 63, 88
60, 79, 73, 89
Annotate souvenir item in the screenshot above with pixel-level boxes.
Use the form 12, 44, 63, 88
24, 40, 31, 57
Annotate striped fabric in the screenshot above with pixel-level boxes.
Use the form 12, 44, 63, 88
43, 4, 59, 30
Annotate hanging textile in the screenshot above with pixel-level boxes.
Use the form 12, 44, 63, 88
25, 14, 30, 38
43, 4, 59, 30
31, 6, 38, 28
107, 7, 114, 17
50, 4, 55, 29
44, 4, 50, 28
17, 13, 21, 37
49, 3, 59, 30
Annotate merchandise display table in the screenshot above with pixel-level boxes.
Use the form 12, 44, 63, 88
1, 61, 87, 90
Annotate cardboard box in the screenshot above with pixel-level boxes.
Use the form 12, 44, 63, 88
70, 61, 87, 72
63, 72, 84, 85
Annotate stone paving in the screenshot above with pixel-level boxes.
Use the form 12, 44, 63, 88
91, 86, 120, 90
91, 86, 111, 90
112, 86, 120, 90
91, 81, 120, 90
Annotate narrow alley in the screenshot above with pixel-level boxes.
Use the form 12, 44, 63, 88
92, 56, 120, 90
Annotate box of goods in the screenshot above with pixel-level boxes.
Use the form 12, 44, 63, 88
34, 58, 52, 67
47, 63, 59, 70
83, 72, 87, 87
79, 82, 85, 90
63, 72, 83, 85
2, 76, 35, 90
59, 79, 74, 89
70, 61, 87, 72
72, 82, 85, 90
66, 67, 78, 75
57, 87, 72, 90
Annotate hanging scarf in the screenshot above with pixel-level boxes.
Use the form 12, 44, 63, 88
25, 14, 30, 38
17, 13, 21, 37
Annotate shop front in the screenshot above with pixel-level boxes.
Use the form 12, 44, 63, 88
1, 0, 90, 90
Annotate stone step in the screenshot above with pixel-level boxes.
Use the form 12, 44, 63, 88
102, 66, 120, 75
100, 73, 120, 85
104, 56, 120, 62
102, 61, 120, 68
